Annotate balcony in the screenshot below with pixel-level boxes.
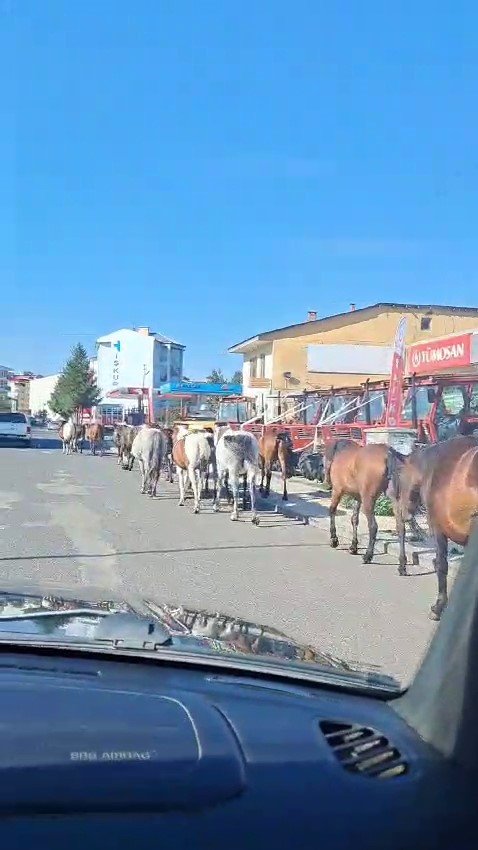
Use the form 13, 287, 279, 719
248, 377, 271, 389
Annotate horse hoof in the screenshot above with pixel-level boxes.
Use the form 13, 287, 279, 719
330, 538, 339, 549
349, 545, 358, 555
362, 553, 373, 564
429, 608, 441, 621
230, 514, 238, 522
282, 495, 288, 502
194, 508, 200, 515
398, 566, 407, 576
251, 515, 260, 526
178, 501, 185, 507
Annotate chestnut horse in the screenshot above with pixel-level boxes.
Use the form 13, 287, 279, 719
392, 435, 478, 620
258, 431, 293, 501
325, 438, 403, 564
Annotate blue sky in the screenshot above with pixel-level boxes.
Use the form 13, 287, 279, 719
2, 1, 477, 378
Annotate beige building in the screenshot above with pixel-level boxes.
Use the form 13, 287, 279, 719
8, 376, 32, 412
229, 302, 478, 411
29, 374, 60, 419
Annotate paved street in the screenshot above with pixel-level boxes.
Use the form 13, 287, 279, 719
0, 430, 441, 685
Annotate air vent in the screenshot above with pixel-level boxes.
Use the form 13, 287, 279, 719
320, 720, 408, 779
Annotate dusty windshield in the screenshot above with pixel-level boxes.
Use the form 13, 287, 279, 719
4, 4, 476, 692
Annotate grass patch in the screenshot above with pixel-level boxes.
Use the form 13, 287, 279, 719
340, 493, 394, 517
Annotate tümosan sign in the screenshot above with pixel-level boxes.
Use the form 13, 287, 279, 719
407, 333, 472, 374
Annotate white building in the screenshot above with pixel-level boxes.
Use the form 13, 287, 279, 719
29, 374, 60, 419
95, 326, 185, 417
0, 365, 12, 405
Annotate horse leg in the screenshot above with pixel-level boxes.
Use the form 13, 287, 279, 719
265, 464, 272, 498
229, 472, 239, 521
242, 473, 247, 510
362, 496, 378, 564
177, 467, 186, 506
393, 500, 407, 576
329, 489, 341, 548
430, 530, 449, 620
247, 465, 259, 525
188, 464, 200, 514
139, 458, 146, 494
349, 498, 361, 555
150, 467, 160, 498
213, 467, 224, 513
280, 454, 288, 502
259, 457, 265, 494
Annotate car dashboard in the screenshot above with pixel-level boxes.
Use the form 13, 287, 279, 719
0, 649, 473, 849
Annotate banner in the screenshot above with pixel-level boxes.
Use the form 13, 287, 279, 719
407, 333, 472, 375
384, 317, 407, 427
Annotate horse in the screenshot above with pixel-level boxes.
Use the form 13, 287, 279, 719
113, 424, 138, 470
86, 423, 103, 456
131, 427, 169, 497
214, 430, 260, 524
324, 438, 404, 564
172, 431, 212, 514
391, 435, 478, 619
59, 418, 82, 455
258, 430, 294, 501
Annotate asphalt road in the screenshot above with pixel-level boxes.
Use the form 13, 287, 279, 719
0, 429, 440, 684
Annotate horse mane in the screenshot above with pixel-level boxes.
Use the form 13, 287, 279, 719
385, 447, 407, 499
324, 438, 354, 463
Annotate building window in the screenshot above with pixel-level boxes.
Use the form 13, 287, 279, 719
170, 347, 183, 381
249, 355, 265, 380
420, 316, 432, 331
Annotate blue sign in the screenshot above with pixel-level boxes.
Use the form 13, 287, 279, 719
159, 381, 242, 396
113, 340, 121, 352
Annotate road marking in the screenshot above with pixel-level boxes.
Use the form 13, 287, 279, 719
21, 521, 50, 528
49, 501, 121, 589
0, 492, 21, 510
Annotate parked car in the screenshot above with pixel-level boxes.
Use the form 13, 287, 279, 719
0, 412, 31, 446
46, 419, 60, 431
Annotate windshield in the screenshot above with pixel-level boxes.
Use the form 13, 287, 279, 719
401, 386, 435, 421
355, 391, 387, 423
6, 4, 473, 697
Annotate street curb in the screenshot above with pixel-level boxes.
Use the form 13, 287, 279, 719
262, 479, 463, 572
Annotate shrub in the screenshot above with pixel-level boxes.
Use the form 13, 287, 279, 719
340, 493, 394, 516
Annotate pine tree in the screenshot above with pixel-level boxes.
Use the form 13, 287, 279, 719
50, 343, 101, 419
230, 370, 243, 385
206, 368, 226, 384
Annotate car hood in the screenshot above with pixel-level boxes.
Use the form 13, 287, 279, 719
0, 591, 399, 691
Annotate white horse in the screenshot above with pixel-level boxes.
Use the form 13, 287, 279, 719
172, 430, 212, 514
59, 418, 76, 455
214, 429, 260, 524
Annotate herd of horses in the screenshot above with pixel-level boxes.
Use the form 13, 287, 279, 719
324, 434, 478, 621
57, 416, 478, 621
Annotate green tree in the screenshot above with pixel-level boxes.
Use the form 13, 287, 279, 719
230, 370, 243, 385
206, 368, 226, 384
49, 343, 101, 419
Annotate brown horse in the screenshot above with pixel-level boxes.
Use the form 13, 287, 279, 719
86, 423, 104, 456
325, 438, 403, 564
258, 431, 293, 501
392, 435, 478, 619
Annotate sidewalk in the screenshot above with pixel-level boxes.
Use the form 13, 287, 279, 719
260, 473, 463, 570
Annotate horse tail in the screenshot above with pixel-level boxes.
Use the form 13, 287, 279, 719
323, 439, 343, 487
385, 447, 405, 500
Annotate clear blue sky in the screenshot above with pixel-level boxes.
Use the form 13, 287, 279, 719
2, 1, 477, 378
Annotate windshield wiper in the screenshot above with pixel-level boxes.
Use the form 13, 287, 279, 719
0, 609, 109, 621
0, 611, 173, 651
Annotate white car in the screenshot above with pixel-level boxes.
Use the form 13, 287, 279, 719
0, 412, 32, 446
